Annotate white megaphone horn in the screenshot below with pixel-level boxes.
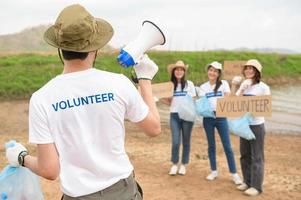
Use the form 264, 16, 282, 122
117, 20, 166, 68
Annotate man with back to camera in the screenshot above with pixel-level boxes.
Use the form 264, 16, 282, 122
5, 4, 161, 200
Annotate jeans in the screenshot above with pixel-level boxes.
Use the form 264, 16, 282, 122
203, 117, 237, 173
240, 124, 265, 192
170, 113, 194, 164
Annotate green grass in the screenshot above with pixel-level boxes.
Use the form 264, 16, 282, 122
0, 51, 301, 99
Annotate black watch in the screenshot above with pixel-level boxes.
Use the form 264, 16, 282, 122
18, 151, 29, 166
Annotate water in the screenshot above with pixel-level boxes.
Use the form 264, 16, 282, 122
272, 86, 301, 114
265, 85, 301, 134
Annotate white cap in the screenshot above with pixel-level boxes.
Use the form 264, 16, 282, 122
207, 61, 222, 70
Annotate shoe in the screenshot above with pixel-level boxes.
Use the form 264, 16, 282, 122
178, 165, 186, 175
169, 165, 178, 175
232, 173, 243, 185
244, 187, 260, 196
237, 183, 248, 191
206, 171, 218, 181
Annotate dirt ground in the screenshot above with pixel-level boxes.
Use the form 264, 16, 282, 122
0, 100, 301, 200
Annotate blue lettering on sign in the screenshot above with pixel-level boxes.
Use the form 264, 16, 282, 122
52, 92, 115, 112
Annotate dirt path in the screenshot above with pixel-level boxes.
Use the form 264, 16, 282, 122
0, 100, 300, 199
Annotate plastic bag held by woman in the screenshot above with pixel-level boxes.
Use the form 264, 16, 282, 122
0, 140, 44, 200
228, 113, 256, 140
195, 96, 215, 118
178, 95, 197, 122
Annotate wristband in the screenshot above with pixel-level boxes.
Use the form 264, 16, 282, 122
137, 78, 151, 81
18, 151, 29, 166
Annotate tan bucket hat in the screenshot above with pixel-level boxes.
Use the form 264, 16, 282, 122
167, 60, 189, 74
244, 59, 262, 73
44, 4, 114, 52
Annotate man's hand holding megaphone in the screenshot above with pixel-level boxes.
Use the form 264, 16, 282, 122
134, 54, 158, 81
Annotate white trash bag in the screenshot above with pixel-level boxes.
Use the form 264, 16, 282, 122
178, 95, 197, 122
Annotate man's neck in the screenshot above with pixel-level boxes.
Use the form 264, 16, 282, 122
62, 60, 92, 74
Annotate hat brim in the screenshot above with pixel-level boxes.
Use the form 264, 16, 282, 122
44, 18, 114, 52
243, 64, 262, 73
167, 64, 188, 74
206, 64, 222, 70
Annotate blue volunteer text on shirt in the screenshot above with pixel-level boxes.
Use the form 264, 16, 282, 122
173, 91, 187, 97
206, 91, 222, 98
52, 92, 114, 111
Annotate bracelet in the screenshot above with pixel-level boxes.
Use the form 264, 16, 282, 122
137, 78, 152, 81
18, 151, 29, 166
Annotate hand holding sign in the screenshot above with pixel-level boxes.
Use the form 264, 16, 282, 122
239, 79, 252, 91
231, 76, 243, 85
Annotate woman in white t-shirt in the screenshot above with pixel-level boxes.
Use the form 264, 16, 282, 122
165, 60, 196, 176
234, 59, 271, 196
198, 61, 242, 185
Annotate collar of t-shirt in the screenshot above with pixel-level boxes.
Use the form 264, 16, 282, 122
56, 67, 95, 80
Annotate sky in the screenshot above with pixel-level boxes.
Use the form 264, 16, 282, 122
0, 0, 301, 52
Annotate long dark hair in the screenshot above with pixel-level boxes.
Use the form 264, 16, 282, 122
243, 66, 261, 85
171, 68, 187, 91
207, 66, 222, 94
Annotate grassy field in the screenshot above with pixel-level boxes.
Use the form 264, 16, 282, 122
0, 51, 301, 99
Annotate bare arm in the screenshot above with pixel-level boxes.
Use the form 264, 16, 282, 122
24, 143, 60, 180
230, 83, 240, 96
230, 76, 243, 96
135, 79, 161, 136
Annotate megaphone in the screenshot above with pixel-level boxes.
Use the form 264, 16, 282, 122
117, 20, 166, 68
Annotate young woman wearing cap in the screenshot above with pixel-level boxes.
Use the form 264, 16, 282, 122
165, 60, 196, 176
234, 59, 271, 196
198, 61, 242, 185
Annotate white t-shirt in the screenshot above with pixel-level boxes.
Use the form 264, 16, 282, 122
29, 68, 149, 197
236, 81, 271, 125
170, 80, 196, 113
198, 80, 230, 111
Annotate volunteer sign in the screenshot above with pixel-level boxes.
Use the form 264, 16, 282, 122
223, 60, 246, 80
152, 82, 173, 98
138, 82, 173, 99
216, 95, 272, 117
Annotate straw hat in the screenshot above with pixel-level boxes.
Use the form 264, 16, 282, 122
44, 4, 114, 52
167, 60, 189, 74
244, 59, 262, 73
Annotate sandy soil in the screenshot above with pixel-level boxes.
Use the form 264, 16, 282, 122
0, 100, 300, 200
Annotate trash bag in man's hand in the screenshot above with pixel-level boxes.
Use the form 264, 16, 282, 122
228, 112, 256, 140
178, 95, 197, 122
195, 96, 215, 118
0, 141, 44, 200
